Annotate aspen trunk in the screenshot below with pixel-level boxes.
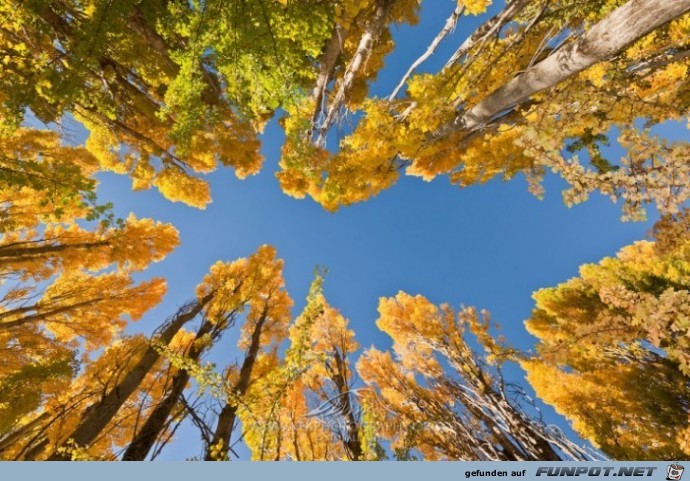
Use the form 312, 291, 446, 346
121, 317, 217, 461
316, 0, 395, 144
204, 313, 268, 460
309, 24, 348, 134
47, 296, 211, 460
455, 0, 690, 132
328, 352, 362, 460
0, 240, 109, 262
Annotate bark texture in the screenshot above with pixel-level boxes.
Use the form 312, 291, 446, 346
47, 296, 212, 460
455, 0, 690, 132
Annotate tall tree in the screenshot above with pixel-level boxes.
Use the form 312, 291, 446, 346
523, 210, 690, 459
122, 245, 293, 461
277, 0, 690, 218
237, 274, 364, 461
358, 292, 595, 461
203, 247, 293, 461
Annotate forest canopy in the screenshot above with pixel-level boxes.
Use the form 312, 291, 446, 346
1, 0, 690, 461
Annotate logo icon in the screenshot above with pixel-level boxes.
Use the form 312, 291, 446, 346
667, 463, 685, 481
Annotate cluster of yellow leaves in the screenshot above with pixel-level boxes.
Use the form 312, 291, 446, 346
0, 129, 99, 231
522, 357, 689, 460
358, 293, 541, 461
196, 245, 293, 347
0, 214, 178, 281
239, 372, 343, 461
39, 272, 166, 349
78, 112, 262, 209
528, 236, 690, 370
459, 0, 492, 16
0, 0, 270, 209
523, 217, 690, 459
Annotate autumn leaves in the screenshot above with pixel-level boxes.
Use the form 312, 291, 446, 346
5, 1, 690, 214
1, 0, 690, 462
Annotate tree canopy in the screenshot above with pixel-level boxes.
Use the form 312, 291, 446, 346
1, 0, 690, 461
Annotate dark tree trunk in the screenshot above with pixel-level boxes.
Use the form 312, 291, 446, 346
47, 296, 211, 460
204, 312, 268, 460
121, 317, 217, 461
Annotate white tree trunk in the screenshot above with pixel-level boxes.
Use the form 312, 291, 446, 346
316, 0, 394, 145
444, 0, 531, 69
455, 0, 690, 132
388, 5, 465, 100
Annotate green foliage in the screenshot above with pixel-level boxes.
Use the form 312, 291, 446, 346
2, 0, 690, 463
0, 351, 77, 434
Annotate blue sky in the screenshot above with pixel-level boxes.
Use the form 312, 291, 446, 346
83, 0, 675, 459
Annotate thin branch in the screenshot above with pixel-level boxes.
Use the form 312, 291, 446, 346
388, 5, 464, 100
315, 0, 395, 146
444, 0, 531, 70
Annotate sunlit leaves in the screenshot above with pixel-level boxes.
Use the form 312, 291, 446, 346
358, 292, 579, 461
524, 216, 690, 458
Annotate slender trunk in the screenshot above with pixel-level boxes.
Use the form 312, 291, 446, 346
0, 297, 106, 330
308, 25, 348, 137
121, 318, 216, 460
454, 0, 690, 132
328, 352, 362, 460
47, 296, 211, 460
0, 412, 50, 456
0, 240, 109, 262
20, 438, 49, 461
316, 0, 395, 145
444, 0, 531, 69
495, 399, 561, 460
118, 367, 189, 461
204, 312, 268, 460
342, 405, 362, 460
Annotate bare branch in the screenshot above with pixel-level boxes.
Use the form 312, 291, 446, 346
388, 5, 464, 100
315, 0, 395, 146
444, 0, 531, 70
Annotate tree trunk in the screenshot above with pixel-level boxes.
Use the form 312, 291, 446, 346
444, 0, 531, 69
204, 312, 268, 460
308, 24, 348, 137
328, 352, 362, 460
120, 317, 216, 461
0, 412, 50, 457
454, 0, 690, 132
46, 296, 211, 460
0, 240, 109, 263
0, 297, 107, 330
316, 0, 395, 145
